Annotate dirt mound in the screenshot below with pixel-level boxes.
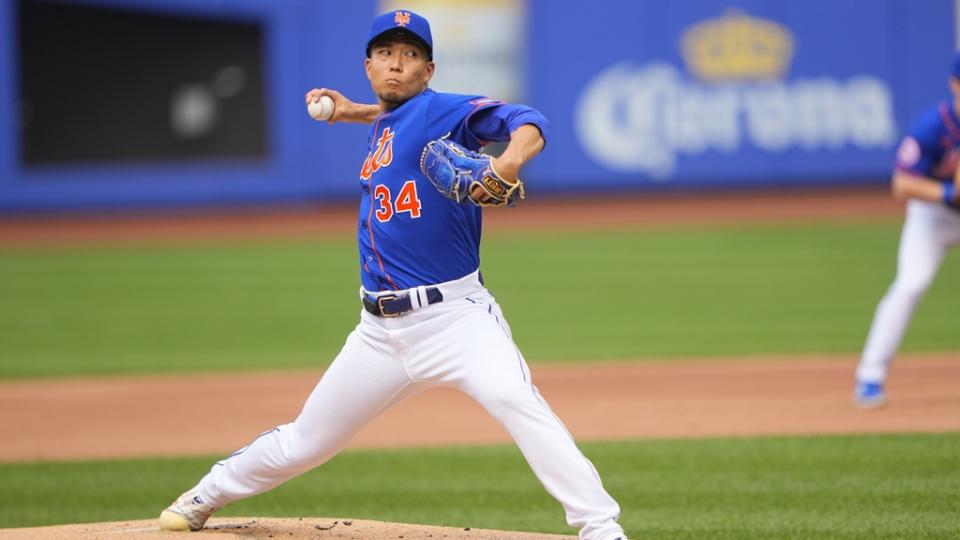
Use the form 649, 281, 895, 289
0, 517, 574, 539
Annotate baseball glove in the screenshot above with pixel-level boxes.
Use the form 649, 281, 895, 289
419, 138, 525, 207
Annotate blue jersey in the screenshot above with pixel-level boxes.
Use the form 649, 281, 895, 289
356, 89, 548, 292
895, 100, 960, 181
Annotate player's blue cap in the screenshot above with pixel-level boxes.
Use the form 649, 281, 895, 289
952, 51, 960, 79
366, 9, 433, 60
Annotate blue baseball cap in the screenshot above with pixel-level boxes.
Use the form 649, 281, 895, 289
366, 9, 433, 60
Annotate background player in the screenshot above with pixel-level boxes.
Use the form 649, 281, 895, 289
854, 52, 960, 408
158, 9, 627, 540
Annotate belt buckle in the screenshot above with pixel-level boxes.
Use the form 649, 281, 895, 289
376, 294, 399, 318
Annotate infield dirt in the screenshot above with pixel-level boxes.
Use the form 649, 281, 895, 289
0, 187, 903, 248
1, 355, 958, 462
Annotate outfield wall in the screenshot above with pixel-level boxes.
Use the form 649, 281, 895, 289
0, 0, 954, 212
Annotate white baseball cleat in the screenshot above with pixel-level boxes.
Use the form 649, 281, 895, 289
158, 489, 219, 531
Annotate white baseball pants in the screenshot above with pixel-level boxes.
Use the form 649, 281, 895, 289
857, 200, 960, 383
192, 270, 625, 540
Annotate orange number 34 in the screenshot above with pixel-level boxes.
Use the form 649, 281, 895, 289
374, 180, 422, 222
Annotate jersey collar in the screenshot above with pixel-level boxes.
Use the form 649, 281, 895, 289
372, 88, 435, 124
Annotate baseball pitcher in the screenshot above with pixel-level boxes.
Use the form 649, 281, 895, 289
159, 9, 627, 540
853, 52, 960, 408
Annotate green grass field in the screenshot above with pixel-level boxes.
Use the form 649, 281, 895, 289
1, 222, 958, 377
2, 434, 958, 539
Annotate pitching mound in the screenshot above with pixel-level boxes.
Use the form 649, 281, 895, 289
0, 517, 574, 539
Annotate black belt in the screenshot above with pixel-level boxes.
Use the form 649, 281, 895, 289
362, 287, 444, 317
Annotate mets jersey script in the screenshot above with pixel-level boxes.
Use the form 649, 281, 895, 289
896, 100, 960, 181
357, 88, 548, 291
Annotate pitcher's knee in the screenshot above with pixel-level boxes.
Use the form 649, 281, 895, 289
891, 276, 933, 300
475, 384, 538, 418
275, 424, 334, 470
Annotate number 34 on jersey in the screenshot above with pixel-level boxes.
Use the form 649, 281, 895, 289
373, 180, 422, 222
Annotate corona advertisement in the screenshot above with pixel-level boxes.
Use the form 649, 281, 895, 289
575, 9, 896, 179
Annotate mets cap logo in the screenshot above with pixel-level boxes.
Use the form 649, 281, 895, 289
394, 11, 411, 27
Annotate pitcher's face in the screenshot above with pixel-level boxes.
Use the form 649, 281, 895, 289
366, 38, 434, 108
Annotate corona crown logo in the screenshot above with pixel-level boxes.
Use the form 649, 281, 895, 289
681, 9, 794, 82
394, 11, 411, 27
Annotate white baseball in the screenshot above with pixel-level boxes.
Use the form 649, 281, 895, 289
308, 95, 335, 121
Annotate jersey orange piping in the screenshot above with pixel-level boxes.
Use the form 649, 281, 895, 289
365, 113, 400, 291
938, 102, 960, 142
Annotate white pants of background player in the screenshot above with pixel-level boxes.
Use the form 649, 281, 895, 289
857, 200, 960, 383
190, 270, 625, 540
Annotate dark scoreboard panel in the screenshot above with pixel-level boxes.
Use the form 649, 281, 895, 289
19, 0, 267, 164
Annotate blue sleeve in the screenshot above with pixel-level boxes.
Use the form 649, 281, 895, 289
896, 110, 941, 177
426, 93, 490, 145
465, 103, 549, 146
426, 92, 548, 151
